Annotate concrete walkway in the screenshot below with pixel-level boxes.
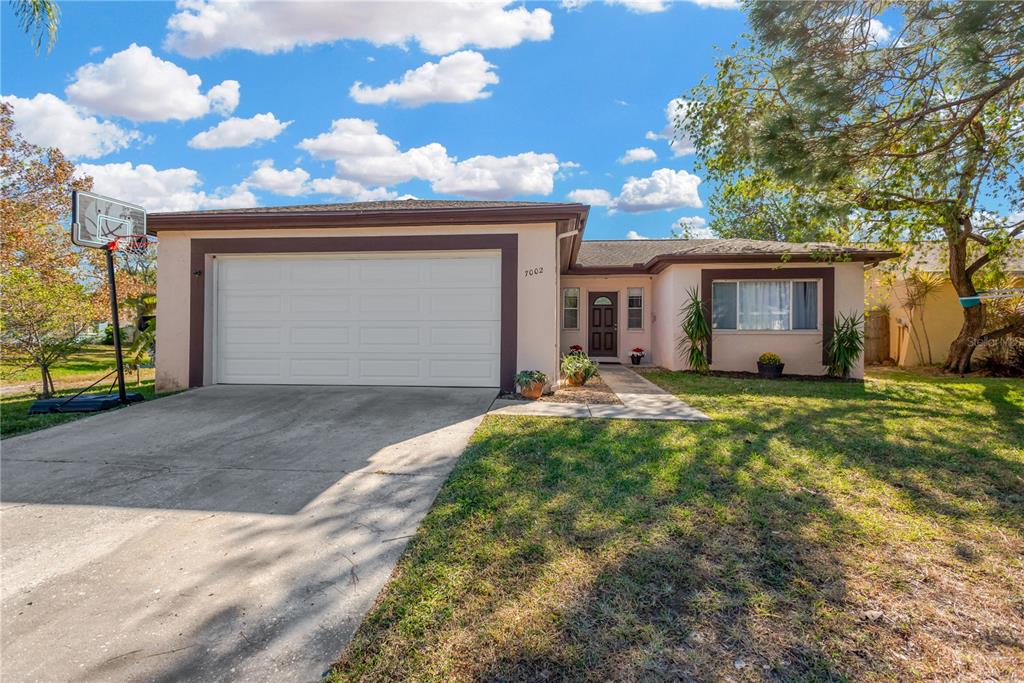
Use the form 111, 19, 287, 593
491, 364, 709, 421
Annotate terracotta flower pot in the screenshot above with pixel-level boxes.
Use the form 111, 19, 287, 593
565, 372, 586, 386
520, 381, 544, 399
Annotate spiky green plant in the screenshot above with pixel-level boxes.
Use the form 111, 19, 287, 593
678, 287, 711, 373
826, 313, 865, 378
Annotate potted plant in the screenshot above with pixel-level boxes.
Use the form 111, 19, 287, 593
630, 347, 646, 365
568, 344, 584, 355
757, 352, 785, 379
561, 353, 598, 386
515, 370, 548, 399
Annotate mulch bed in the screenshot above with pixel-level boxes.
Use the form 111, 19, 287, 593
635, 367, 861, 383
499, 374, 623, 405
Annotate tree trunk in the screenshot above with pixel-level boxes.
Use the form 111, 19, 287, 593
944, 233, 984, 373
39, 364, 53, 399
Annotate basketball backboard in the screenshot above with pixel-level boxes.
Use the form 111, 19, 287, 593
71, 190, 147, 249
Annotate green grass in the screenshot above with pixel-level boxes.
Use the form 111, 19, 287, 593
1, 344, 123, 383
1, 379, 158, 438
330, 369, 1024, 681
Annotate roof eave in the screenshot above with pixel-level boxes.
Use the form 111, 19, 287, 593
147, 203, 589, 233
569, 249, 902, 274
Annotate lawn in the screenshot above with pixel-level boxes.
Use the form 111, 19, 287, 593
1, 345, 157, 438
330, 369, 1024, 681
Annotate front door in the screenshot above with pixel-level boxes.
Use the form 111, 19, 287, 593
588, 292, 618, 357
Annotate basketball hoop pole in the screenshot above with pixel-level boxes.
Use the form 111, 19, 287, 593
105, 246, 129, 404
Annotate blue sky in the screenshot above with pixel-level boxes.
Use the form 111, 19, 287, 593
1, 1, 749, 240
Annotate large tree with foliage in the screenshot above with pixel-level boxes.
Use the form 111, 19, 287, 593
682, 0, 1024, 372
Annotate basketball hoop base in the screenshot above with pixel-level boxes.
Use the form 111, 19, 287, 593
29, 392, 145, 414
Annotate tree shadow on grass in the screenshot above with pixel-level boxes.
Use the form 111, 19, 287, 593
335, 371, 1024, 681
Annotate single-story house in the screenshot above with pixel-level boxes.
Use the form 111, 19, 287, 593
150, 200, 897, 393
865, 244, 1024, 366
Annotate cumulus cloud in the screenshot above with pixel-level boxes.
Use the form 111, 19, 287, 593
66, 44, 239, 121
307, 177, 397, 202
165, 1, 553, 57
298, 118, 560, 199
645, 98, 698, 157
189, 112, 291, 149
1, 93, 139, 159
350, 51, 498, 107
618, 146, 657, 164
567, 188, 612, 206
675, 215, 713, 238
626, 230, 649, 240
563, 0, 737, 11
244, 160, 310, 196
610, 168, 703, 213
77, 161, 255, 212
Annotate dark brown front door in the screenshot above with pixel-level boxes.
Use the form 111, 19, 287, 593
588, 292, 618, 356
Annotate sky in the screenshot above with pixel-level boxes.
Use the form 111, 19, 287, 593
1, 0, 751, 241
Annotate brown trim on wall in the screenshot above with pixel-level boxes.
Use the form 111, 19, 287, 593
567, 250, 898, 275
153, 205, 588, 233
188, 234, 518, 391
700, 268, 835, 365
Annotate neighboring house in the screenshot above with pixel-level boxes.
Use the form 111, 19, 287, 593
149, 200, 896, 393
866, 244, 1024, 366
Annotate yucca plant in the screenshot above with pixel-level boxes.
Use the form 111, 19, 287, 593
678, 287, 711, 373
826, 312, 865, 378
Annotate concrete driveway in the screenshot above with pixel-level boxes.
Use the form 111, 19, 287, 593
1, 384, 496, 682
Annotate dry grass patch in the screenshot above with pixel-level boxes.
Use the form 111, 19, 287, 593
330, 370, 1023, 681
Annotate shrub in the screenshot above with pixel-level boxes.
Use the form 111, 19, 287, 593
826, 313, 865, 378
560, 353, 598, 385
515, 370, 548, 387
978, 337, 1024, 377
758, 352, 782, 366
678, 287, 710, 373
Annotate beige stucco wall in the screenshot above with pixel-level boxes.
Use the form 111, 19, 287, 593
867, 273, 1023, 367
155, 222, 560, 392
559, 275, 655, 365
645, 261, 866, 378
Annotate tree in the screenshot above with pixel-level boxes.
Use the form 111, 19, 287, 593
682, 1, 1024, 372
11, 0, 60, 52
1, 267, 93, 397
1, 101, 99, 396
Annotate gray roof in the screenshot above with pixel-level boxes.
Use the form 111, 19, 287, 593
575, 238, 893, 268
150, 199, 576, 217
893, 242, 1024, 274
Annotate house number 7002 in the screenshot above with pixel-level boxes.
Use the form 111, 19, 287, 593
524, 266, 544, 277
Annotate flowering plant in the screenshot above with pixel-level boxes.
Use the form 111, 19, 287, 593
568, 344, 584, 354
631, 347, 645, 355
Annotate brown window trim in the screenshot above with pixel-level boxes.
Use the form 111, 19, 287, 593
700, 268, 834, 365
189, 234, 518, 390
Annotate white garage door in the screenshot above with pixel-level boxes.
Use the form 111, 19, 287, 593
214, 252, 501, 386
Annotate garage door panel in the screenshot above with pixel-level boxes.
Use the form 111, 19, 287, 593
216, 253, 500, 387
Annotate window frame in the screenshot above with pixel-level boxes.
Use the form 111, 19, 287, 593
562, 287, 580, 330
626, 287, 644, 330
711, 278, 821, 333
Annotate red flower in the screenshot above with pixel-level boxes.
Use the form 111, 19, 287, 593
569, 344, 583, 352
632, 347, 645, 354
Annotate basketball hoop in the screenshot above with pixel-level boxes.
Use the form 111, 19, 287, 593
108, 235, 151, 255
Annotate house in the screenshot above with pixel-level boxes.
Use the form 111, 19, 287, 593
149, 200, 897, 393
865, 244, 1024, 366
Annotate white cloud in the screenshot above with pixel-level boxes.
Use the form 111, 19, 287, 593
245, 160, 310, 196
189, 112, 291, 149
89, 45, 103, 55
298, 118, 560, 199
567, 188, 612, 206
433, 152, 559, 198
646, 98, 698, 157
165, 1, 553, 57
207, 80, 240, 116
618, 146, 657, 164
565, 0, 737, 11
609, 0, 667, 12
610, 168, 703, 213
626, 230, 649, 240
66, 44, 239, 122
307, 177, 397, 202
1, 93, 139, 159
350, 50, 498, 107
675, 215, 713, 238
685, 0, 739, 8
77, 161, 255, 212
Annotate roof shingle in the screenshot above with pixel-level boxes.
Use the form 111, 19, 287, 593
575, 238, 893, 268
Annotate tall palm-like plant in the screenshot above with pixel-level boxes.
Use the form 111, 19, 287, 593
12, 0, 60, 53
826, 313, 865, 379
678, 287, 711, 373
